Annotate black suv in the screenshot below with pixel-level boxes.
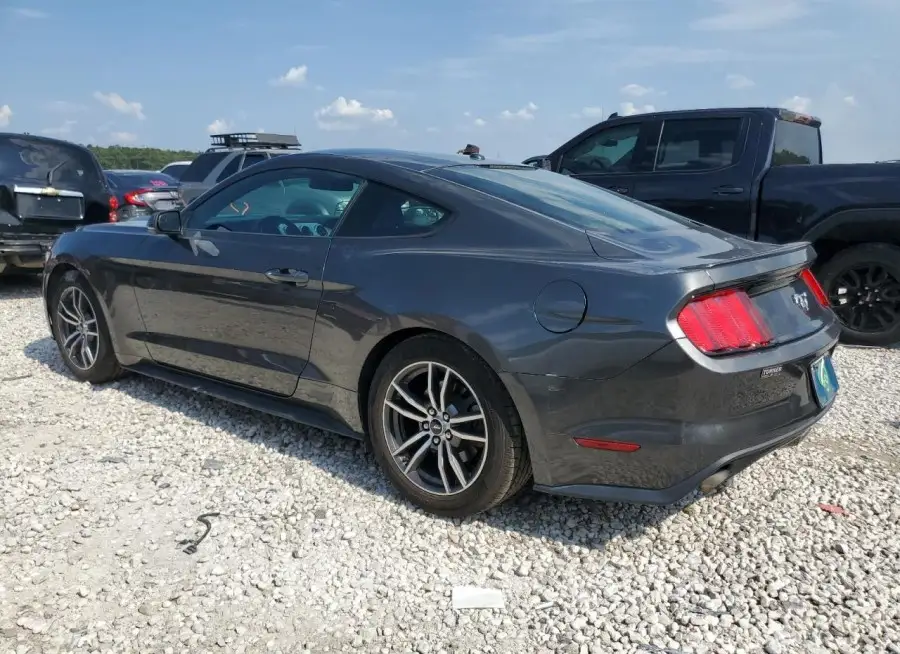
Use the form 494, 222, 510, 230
0, 133, 112, 276
178, 132, 301, 205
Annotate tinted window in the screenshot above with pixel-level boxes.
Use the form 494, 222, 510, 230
434, 165, 696, 235
0, 136, 103, 190
216, 155, 241, 182
560, 123, 642, 175
655, 118, 741, 171
180, 152, 228, 182
772, 120, 821, 165
241, 153, 266, 169
336, 182, 447, 237
186, 169, 362, 237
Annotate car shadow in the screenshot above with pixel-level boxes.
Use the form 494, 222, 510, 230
23, 336, 687, 550
0, 272, 42, 298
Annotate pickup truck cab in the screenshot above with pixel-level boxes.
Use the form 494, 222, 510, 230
529, 107, 900, 346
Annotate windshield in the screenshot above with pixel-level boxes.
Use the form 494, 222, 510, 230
772, 120, 821, 165
432, 165, 699, 235
0, 136, 103, 190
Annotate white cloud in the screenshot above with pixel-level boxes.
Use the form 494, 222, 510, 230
726, 73, 755, 90
782, 95, 812, 113
11, 7, 47, 18
500, 102, 538, 120
110, 131, 138, 144
41, 120, 76, 136
93, 91, 145, 120
207, 119, 232, 134
843, 95, 857, 106
691, 0, 808, 31
620, 83, 652, 97
474, 118, 487, 127
314, 97, 395, 131
573, 106, 606, 119
271, 65, 308, 87
0, 105, 12, 127
619, 102, 655, 116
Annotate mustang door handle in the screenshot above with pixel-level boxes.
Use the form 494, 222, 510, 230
713, 185, 745, 195
264, 268, 309, 286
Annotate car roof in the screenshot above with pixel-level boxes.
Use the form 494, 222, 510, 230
289, 148, 514, 172
0, 131, 93, 153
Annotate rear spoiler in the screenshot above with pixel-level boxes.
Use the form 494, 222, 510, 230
697, 242, 814, 290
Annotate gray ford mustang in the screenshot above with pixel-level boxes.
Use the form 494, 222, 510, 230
41, 149, 841, 517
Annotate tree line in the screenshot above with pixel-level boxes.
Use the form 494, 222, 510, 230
86, 145, 200, 171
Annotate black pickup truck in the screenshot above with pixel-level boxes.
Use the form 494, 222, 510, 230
526, 107, 900, 346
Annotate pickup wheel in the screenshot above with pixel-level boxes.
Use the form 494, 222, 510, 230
816, 243, 900, 347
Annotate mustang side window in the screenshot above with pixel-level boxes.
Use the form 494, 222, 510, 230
336, 182, 447, 237
185, 169, 363, 237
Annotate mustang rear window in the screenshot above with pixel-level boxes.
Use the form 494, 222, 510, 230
434, 165, 699, 235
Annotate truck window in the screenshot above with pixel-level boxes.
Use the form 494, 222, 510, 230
216, 155, 241, 182
772, 120, 821, 165
559, 123, 642, 175
655, 118, 741, 171
181, 152, 228, 182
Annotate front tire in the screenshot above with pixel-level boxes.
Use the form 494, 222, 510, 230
49, 270, 123, 383
816, 243, 900, 347
367, 334, 531, 518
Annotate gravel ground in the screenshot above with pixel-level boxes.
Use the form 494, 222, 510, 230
1, 276, 899, 654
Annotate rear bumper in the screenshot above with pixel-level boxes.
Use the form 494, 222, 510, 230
0, 235, 55, 268
533, 414, 820, 504
501, 322, 841, 504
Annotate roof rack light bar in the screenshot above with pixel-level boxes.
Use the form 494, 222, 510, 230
209, 132, 301, 149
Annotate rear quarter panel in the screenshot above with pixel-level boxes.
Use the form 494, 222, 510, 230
45, 224, 152, 363
758, 163, 900, 243
308, 185, 695, 391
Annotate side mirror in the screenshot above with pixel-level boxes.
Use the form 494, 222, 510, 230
152, 210, 183, 234
539, 157, 552, 170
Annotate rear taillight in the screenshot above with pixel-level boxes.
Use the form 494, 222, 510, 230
124, 188, 151, 206
677, 288, 773, 355
800, 269, 829, 307
108, 195, 119, 222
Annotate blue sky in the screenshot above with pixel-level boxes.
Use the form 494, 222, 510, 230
2, 0, 898, 162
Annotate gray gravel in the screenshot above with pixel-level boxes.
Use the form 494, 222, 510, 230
1, 277, 899, 654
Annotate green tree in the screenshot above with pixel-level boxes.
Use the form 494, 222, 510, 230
86, 145, 201, 171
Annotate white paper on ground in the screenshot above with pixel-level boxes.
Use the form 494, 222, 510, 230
451, 586, 505, 610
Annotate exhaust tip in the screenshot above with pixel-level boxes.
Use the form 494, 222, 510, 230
699, 469, 732, 495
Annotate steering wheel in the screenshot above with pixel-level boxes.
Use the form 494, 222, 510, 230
584, 155, 612, 171
259, 215, 302, 236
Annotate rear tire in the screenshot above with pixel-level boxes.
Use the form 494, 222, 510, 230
49, 270, 124, 383
816, 243, 900, 347
367, 334, 531, 518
